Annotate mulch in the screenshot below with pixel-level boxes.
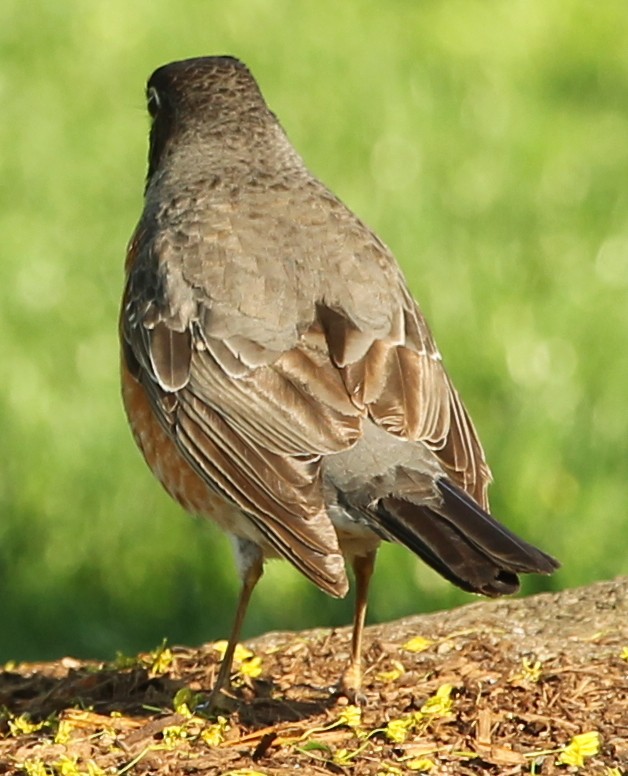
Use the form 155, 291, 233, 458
1, 578, 626, 775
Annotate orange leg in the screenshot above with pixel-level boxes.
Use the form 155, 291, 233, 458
208, 539, 264, 709
339, 549, 377, 703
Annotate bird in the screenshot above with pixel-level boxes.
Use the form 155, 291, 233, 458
119, 55, 559, 706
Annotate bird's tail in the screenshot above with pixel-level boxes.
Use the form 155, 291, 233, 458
375, 478, 559, 597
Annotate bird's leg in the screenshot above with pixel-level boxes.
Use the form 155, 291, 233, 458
339, 549, 377, 703
208, 538, 263, 709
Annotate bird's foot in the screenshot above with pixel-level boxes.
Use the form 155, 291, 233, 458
201, 685, 237, 716
336, 663, 367, 706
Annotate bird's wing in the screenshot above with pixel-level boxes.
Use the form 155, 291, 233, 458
121, 194, 492, 596
316, 267, 561, 595
316, 255, 492, 510
121, 224, 364, 599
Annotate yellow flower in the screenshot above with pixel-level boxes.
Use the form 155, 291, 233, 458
8, 714, 46, 736
558, 731, 600, 767
212, 641, 253, 662
406, 759, 435, 772
376, 765, 404, 776
620, 646, 628, 661
401, 636, 433, 653
420, 683, 453, 717
201, 716, 229, 747
55, 756, 82, 776
239, 655, 263, 678
212, 641, 262, 678
519, 658, 542, 683
19, 760, 47, 776
333, 748, 356, 765
376, 660, 405, 683
220, 770, 268, 776
384, 716, 413, 743
149, 643, 174, 674
337, 704, 362, 729
54, 719, 75, 745
161, 724, 188, 749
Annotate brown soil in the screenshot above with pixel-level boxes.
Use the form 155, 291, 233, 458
1, 578, 626, 774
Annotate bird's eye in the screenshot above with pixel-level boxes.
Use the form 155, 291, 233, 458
147, 86, 161, 118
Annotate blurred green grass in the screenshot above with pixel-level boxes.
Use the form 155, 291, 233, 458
1, 0, 627, 662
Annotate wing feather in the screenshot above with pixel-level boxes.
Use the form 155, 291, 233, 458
122, 201, 492, 597
319, 289, 491, 506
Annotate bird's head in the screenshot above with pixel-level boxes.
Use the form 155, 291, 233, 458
144, 56, 274, 184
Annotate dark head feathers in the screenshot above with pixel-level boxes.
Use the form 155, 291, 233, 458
145, 56, 273, 183
146, 56, 266, 121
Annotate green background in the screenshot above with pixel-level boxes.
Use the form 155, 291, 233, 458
1, 1, 626, 663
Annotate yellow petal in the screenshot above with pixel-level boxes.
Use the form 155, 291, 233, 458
8, 714, 46, 736
520, 658, 542, 682
376, 660, 406, 683
419, 683, 453, 717
385, 717, 413, 743
201, 716, 229, 747
221, 771, 269, 776
407, 758, 435, 771
337, 704, 362, 729
20, 761, 48, 776
212, 640, 255, 662
558, 731, 600, 767
376, 766, 404, 776
402, 636, 433, 653
150, 646, 174, 674
238, 655, 263, 678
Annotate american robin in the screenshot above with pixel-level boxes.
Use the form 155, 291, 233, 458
120, 56, 559, 705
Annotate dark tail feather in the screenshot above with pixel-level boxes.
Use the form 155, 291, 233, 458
376, 478, 559, 597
